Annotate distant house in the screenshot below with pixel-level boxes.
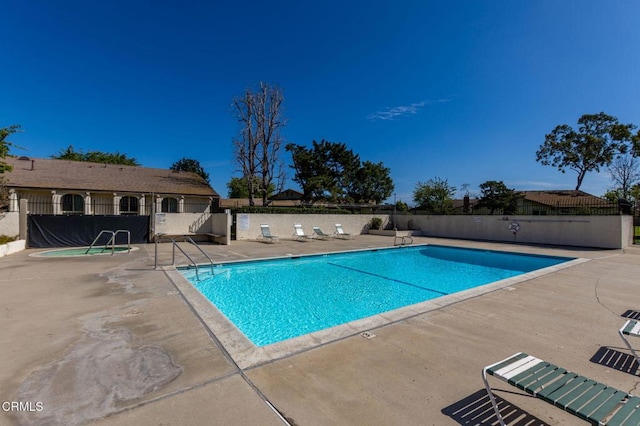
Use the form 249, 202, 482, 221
269, 188, 303, 202
450, 190, 616, 215
4, 156, 219, 215
451, 195, 480, 214
518, 190, 615, 215
220, 188, 303, 209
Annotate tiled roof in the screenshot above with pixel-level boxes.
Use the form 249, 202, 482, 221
220, 198, 299, 208
270, 189, 304, 200
520, 190, 606, 207
4, 157, 218, 197
449, 190, 609, 209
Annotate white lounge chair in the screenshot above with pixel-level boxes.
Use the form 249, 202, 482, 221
258, 224, 280, 243
293, 223, 313, 241
334, 223, 354, 239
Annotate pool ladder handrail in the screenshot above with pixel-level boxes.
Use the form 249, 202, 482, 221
393, 231, 414, 247
169, 237, 215, 281
85, 229, 131, 255
184, 236, 216, 276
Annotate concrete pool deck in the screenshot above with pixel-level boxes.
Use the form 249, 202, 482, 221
1, 236, 640, 425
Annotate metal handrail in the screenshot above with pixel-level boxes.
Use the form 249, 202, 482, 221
85, 230, 115, 255
393, 231, 414, 246
184, 236, 215, 275
170, 238, 201, 281
154, 233, 166, 270
86, 229, 132, 255
113, 230, 131, 253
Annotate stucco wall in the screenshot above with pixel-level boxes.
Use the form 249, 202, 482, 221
0, 212, 19, 237
0, 239, 26, 257
211, 213, 231, 245
232, 213, 633, 249
155, 213, 210, 235
234, 214, 388, 240
398, 214, 633, 249
154, 212, 231, 244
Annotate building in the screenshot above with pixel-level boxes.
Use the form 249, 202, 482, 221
449, 190, 616, 215
4, 156, 218, 215
518, 190, 616, 215
2, 156, 221, 246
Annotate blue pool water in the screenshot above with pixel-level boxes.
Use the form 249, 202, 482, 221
181, 245, 572, 346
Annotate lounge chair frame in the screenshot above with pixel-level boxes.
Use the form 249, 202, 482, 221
619, 319, 640, 367
293, 223, 313, 241
312, 226, 334, 240
483, 352, 640, 425
334, 223, 354, 240
258, 224, 280, 244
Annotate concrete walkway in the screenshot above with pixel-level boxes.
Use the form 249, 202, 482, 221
1, 236, 640, 425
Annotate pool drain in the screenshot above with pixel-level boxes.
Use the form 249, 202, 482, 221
360, 331, 376, 339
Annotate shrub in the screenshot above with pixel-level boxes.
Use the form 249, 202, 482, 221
0, 235, 17, 245
369, 217, 383, 230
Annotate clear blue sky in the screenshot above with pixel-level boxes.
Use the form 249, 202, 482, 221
2, 0, 639, 204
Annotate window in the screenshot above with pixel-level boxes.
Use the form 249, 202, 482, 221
61, 194, 84, 214
120, 196, 139, 215
161, 197, 178, 213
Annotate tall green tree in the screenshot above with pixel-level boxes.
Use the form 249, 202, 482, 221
477, 180, 521, 215
52, 145, 139, 166
413, 177, 456, 214
536, 112, 636, 190
1, 125, 21, 174
287, 140, 361, 203
632, 130, 640, 157
170, 158, 210, 183
348, 161, 394, 204
288, 140, 394, 204
0, 125, 21, 210
232, 82, 286, 207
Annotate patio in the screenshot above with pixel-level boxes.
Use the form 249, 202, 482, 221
2, 236, 640, 425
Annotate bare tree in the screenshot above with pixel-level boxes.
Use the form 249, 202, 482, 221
608, 154, 640, 199
232, 82, 286, 206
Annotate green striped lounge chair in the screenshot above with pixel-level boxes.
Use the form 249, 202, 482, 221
312, 226, 334, 240
483, 352, 640, 425
619, 319, 640, 367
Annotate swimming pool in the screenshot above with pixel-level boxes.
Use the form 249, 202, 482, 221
180, 245, 573, 347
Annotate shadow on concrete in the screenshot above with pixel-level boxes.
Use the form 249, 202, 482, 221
441, 389, 549, 425
621, 309, 640, 320
590, 346, 639, 376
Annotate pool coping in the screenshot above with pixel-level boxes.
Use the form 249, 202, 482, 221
164, 244, 590, 370
29, 246, 139, 257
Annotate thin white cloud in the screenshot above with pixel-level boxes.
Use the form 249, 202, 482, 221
367, 98, 451, 121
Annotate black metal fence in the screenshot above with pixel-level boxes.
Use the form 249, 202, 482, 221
18, 197, 636, 218
411, 198, 635, 216
22, 198, 213, 216
225, 197, 636, 217
462, 199, 628, 216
